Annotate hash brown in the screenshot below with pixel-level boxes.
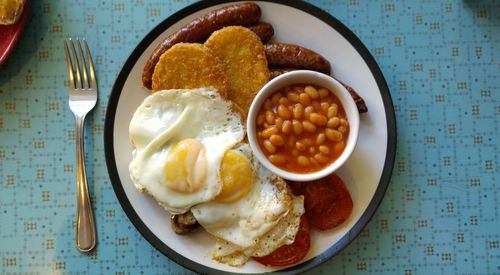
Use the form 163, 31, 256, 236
204, 26, 269, 115
151, 43, 229, 98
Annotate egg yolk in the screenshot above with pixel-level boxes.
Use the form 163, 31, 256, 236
164, 139, 207, 193
214, 149, 253, 203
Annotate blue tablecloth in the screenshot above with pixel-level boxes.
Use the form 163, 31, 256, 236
1, 0, 498, 274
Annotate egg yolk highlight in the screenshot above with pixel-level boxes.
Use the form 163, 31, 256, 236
214, 149, 253, 203
164, 139, 207, 193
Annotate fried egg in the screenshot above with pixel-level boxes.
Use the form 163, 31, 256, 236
191, 144, 304, 266
128, 88, 245, 214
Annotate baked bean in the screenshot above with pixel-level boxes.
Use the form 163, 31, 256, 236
265, 110, 275, 124
334, 141, 345, 154
325, 128, 343, 142
263, 99, 272, 110
279, 97, 289, 106
270, 134, 285, 147
275, 117, 283, 130
299, 93, 311, 106
271, 92, 282, 104
328, 104, 338, 118
297, 155, 310, 166
304, 106, 314, 120
305, 85, 319, 99
293, 104, 304, 119
327, 117, 340, 128
262, 126, 278, 138
309, 146, 316, 154
320, 102, 330, 113
269, 154, 286, 164
263, 139, 276, 153
314, 153, 329, 163
302, 121, 317, 133
338, 126, 348, 134
287, 91, 300, 102
282, 120, 292, 134
309, 157, 320, 166
316, 133, 326, 145
300, 138, 314, 146
319, 145, 330, 154
257, 114, 265, 125
318, 88, 329, 98
292, 120, 303, 135
340, 118, 348, 127
295, 141, 306, 151
277, 104, 292, 120
309, 113, 328, 126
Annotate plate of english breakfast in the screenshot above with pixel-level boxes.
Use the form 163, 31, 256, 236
104, 0, 396, 274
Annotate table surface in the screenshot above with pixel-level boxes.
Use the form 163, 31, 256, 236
0, 0, 499, 274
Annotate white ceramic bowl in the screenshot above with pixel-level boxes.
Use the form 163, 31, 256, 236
247, 70, 360, 181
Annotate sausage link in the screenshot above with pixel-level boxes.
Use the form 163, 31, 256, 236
171, 211, 199, 234
265, 43, 331, 74
247, 22, 274, 43
142, 3, 262, 89
336, 79, 368, 113
269, 68, 296, 79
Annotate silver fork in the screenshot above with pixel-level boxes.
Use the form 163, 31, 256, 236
64, 38, 97, 253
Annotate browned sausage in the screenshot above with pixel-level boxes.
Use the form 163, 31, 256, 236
247, 22, 274, 43
337, 80, 368, 113
269, 68, 296, 79
171, 211, 199, 235
269, 68, 368, 113
265, 43, 331, 74
142, 3, 262, 89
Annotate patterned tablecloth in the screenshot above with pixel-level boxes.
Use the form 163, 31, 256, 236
0, 0, 498, 274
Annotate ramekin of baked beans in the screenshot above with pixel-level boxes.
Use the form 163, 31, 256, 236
247, 70, 360, 181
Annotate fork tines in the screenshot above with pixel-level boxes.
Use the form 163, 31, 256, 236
64, 38, 96, 91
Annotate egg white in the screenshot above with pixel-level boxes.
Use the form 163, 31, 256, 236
128, 88, 245, 214
191, 143, 304, 267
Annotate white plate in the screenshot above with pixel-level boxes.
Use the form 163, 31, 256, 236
104, 1, 396, 274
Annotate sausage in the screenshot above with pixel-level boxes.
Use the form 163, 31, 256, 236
269, 68, 296, 79
337, 80, 368, 113
247, 22, 274, 43
142, 2, 262, 89
269, 68, 368, 113
265, 43, 331, 74
171, 211, 199, 235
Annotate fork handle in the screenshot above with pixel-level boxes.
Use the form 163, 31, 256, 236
75, 115, 97, 253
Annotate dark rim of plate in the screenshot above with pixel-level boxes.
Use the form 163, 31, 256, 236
104, 0, 397, 274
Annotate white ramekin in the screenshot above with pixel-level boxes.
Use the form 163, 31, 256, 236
247, 70, 360, 181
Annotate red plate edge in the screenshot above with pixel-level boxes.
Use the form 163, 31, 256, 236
0, 0, 30, 67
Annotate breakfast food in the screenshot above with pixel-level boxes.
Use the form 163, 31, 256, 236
128, 88, 245, 214
255, 84, 349, 173
171, 211, 198, 234
265, 43, 331, 74
288, 174, 353, 230
252, 215, 310, 266
191, 144, 305, 266
142, 2, 262, 88
269, 68, 368, 113
0, 0, 25, 25
131, 2, 362, 269
151, 43, 229, 96
204, 26, 270, 114
247, 22, 275, 43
